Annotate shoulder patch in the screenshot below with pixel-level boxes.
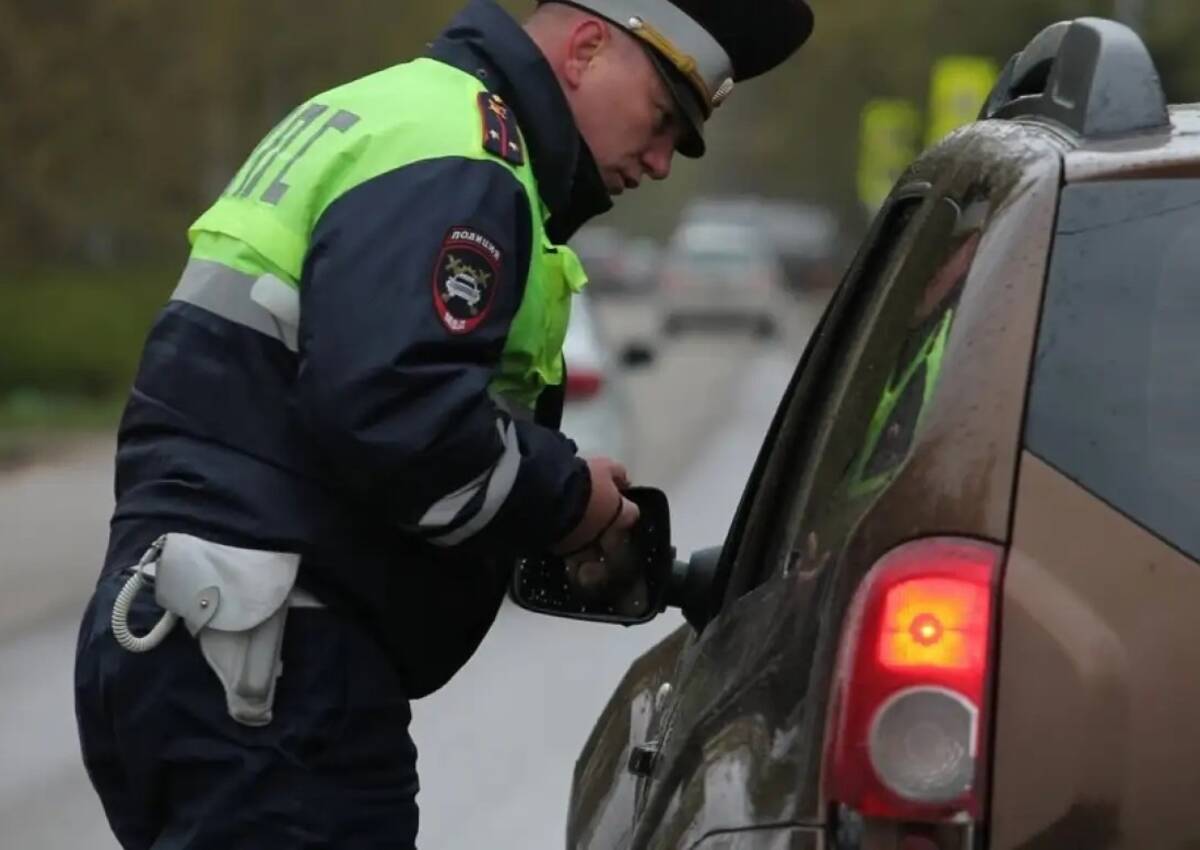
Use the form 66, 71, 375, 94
432, 226, 503, 335
477, 92, 525, 166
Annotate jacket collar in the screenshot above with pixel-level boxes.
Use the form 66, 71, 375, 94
428, 0, 613, 243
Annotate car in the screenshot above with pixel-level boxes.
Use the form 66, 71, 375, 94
514, 18, 1200, 850
681, 196, 841, 294
622, 236, 663, 297
659, 221, 789, 338
560, 292, 653, 468
571, 226, 660, 298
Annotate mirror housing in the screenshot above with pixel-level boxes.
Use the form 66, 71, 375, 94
509, 487, 724, 631
667, 546, 722, 632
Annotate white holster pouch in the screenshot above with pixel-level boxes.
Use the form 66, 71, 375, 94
111, 533, 316, 727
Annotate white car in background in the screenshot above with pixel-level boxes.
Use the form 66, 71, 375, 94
659, 221, 789, 338
560, 294, 651, 469
681, 196, 841, 293
569, 226, 662, 297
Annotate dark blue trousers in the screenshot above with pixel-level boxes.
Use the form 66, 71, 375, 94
75, 572, 421, 849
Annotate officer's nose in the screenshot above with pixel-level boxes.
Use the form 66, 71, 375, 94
641, 140, 674, 182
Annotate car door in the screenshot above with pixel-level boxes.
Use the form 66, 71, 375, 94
627, 124, 1063, 850
625, 187, 937, 850
565, 209, 899, 850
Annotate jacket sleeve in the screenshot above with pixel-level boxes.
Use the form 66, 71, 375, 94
295, 156, 590, 555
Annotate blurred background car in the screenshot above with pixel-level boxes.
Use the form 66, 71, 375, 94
619, 236, 662, 296
559, 293, 653, 467
569, 226, 661, 298
658, 220, 789, 338
680, 196, 841, 294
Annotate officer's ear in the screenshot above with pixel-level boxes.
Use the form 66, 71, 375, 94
562, 18, 610, 89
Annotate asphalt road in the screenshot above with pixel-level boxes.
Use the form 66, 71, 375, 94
0, 292, 824, 849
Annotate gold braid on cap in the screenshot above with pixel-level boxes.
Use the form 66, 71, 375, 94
626, 16, 714, 117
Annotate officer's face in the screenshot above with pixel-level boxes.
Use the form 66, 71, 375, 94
563, 24, 684, 195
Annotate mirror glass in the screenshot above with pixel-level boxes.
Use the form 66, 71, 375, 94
510, 487, 673, 624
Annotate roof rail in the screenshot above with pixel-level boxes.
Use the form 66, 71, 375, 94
979, 17, 1169, 138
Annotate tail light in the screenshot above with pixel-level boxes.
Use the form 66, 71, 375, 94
746, 267, 775, 291
661, 266, 688, 290
824, 537, 1002, 823
565, 367, 604, 401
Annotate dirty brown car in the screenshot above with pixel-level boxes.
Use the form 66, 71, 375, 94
513, 17, 1200, 850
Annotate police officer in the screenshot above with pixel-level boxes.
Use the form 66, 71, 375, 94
74, 1, 814, 846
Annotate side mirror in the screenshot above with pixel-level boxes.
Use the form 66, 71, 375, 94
509, 487, 724, 631
510, 486, 674, 625
619, 342, 656, 370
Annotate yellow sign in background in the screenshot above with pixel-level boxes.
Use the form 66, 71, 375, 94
857, 99, 921, 214
927, 56, 1000, 145
858, 57, 999, 214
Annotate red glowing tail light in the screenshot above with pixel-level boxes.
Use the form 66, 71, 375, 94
565, 368, 604, 401
661, 263, 690, 290
824, 537, 1002, 823
878, 576, 991, 673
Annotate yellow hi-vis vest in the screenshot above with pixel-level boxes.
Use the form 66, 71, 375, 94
187, 57, 587, 411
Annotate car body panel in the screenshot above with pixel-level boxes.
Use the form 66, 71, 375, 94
691, 826, 822, 849
991, 452, 1200, 850
570, 626, 691, 850
629, 574, 821, 849
1064, 106, 1200, 182
567, 120, 1066, 850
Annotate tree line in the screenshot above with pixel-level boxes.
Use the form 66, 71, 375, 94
3, 0, 1197, 268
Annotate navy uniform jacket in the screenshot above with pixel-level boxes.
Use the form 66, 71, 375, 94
102, 0, 614, 698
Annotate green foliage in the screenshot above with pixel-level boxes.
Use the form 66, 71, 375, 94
2, 1, 1198, 264
0, 266, 172, 399
1, 0, 1197, 429
691, 0, 1199, 236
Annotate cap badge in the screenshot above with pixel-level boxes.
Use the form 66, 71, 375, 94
712, 78, 735, 108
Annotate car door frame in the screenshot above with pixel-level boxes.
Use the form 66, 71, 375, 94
626, 181, 946, 848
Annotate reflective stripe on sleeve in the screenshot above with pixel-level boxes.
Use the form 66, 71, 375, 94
428, 419, 522, 547
171, 260, 300, 353
487, 387, 535, 423
418, 467, 491, 530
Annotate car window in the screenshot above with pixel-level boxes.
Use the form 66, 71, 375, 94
712, 192, 926, 606
840, 228, 982, 499
675, 248, 758, 268
671, 230, 767, 261
1026, 179, 1200, 561
721, 192, 986, 603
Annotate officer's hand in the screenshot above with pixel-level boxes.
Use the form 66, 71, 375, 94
552, 457, 640, 556
564, 497, 642, 602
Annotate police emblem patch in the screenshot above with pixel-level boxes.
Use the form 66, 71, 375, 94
432, 227, 502, 335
